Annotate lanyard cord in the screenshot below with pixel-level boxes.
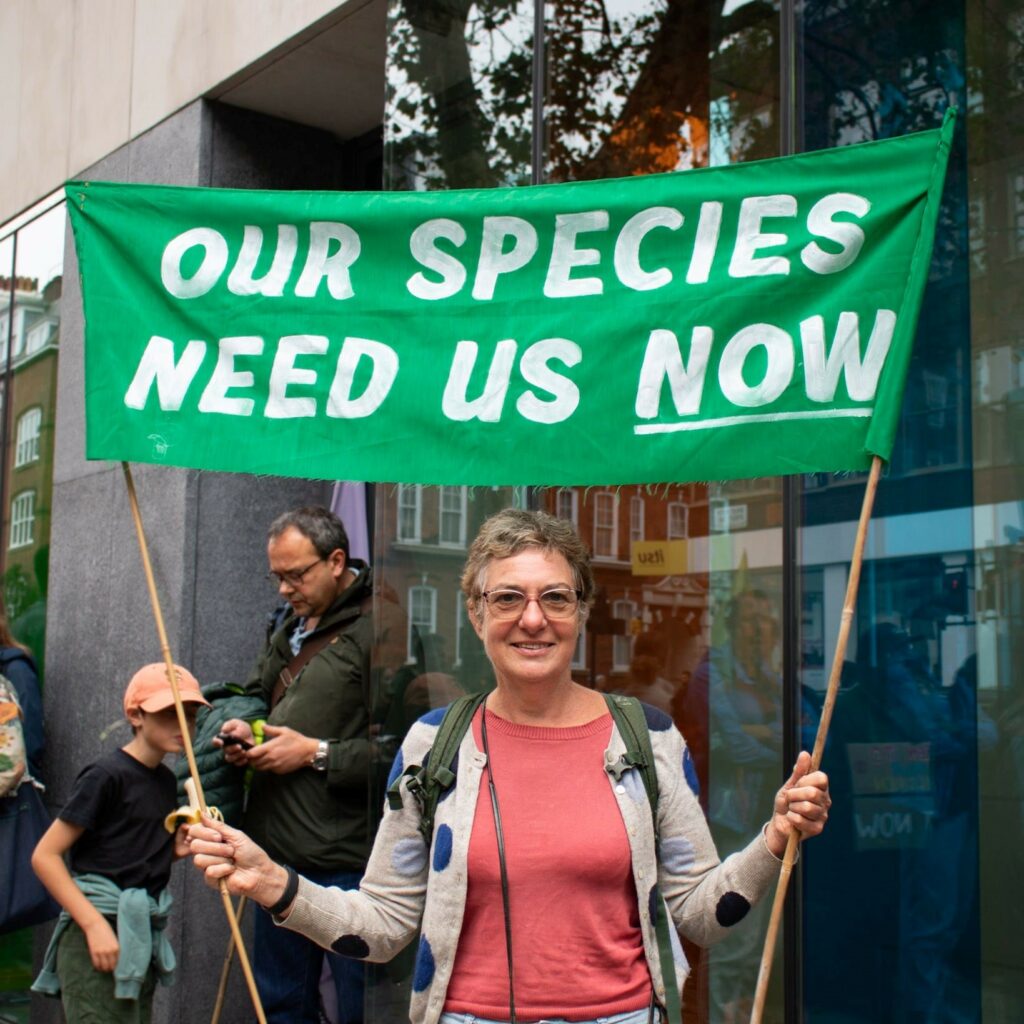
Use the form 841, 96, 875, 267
480, 700, 516, 1024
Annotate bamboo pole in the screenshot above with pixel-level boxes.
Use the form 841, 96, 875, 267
121, 462, 267, 1024
749, 455, 883, 1024
210, 897, 247, 1024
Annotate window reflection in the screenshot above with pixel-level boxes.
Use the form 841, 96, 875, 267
541, 5, 785, 1016
797, 0, 1024, 1020
1, 201, 62, 674
384, 0, 534, 189
544, 0, 779, 181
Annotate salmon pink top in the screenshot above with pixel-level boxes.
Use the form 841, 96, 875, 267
443, 709, 651, 1020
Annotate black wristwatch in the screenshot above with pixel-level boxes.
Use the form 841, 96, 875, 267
311, 739, 329, 772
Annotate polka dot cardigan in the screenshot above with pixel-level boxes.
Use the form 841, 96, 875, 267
281, 703, 784, 1024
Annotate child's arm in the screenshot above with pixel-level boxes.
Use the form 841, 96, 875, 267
31, 819, 120, 973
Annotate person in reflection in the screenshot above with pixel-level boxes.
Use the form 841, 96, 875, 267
683, 589, 784, 1023
851, 625, 994, 1024
189, 509, 830, 1024
379, 631, 465, 747
610, 632, 675, 717
215, 506, 374, 1024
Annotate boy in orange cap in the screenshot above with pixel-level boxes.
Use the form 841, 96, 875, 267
31, 664, 209, 1022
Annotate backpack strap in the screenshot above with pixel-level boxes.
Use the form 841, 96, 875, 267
604, 693, 682, 1024
386, 691, 488, 843
604, 693, 660, 829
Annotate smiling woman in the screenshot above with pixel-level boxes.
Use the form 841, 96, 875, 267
458, 510, 595, 721
188, 508, 831, 1024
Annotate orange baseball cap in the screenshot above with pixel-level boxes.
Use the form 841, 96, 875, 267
123, 663, 209, 716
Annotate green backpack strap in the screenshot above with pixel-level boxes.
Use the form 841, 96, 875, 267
604, 694, 682, 1024
604, 693, 659, 814
386, 691, 488, 844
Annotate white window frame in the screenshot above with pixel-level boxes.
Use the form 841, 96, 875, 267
438, 486, 468, 547
556, 488, 578, 524
1012, 166, 1024, 259
14, 407, 41, 468
26, 317, 56, 355
612, 599, 637, 672
630, 495, 645, 544
397, 484, 422, 543
593, 491, 618, 560
407, 584, 437, 662
668, 501, 689, 540
454, 596, 468, 667
967, 195, 986, 276
9, 490, 35, 550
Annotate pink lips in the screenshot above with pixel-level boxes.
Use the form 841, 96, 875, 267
511, 641, 554, 655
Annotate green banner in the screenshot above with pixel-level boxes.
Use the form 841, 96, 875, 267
68, 112, 954, 485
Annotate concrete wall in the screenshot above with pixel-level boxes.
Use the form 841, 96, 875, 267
35, 99, 364, 1024
0, 0, 348, 224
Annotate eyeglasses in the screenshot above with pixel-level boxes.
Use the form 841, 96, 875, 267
266, 558, 324, 588
481, 588, 582, 620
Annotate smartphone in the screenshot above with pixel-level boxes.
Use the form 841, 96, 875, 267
216, 732, 253, 751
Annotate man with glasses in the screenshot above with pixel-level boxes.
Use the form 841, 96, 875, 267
218, 506, 373, 1024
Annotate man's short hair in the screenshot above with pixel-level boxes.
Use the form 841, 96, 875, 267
268, 506, 350, 559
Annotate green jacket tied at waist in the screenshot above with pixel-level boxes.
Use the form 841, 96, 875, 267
32, 873, 175, 1000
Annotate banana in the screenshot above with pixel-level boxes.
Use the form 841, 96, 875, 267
164, 777, 224, 833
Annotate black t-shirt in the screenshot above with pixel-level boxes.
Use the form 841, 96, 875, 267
61, 748, 177, 896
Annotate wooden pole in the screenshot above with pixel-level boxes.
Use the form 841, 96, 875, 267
749, 455, 883, 1024
121, 462, 267, 1024
210, 897, 247, 1024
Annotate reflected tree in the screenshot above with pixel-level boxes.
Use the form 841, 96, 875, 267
385, 0, 534, 188
384, 0, 780, 189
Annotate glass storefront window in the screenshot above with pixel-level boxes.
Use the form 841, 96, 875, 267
5, 201, 63, 667
375, 2, 1023, 1023
383, 0, 535, 190
378, 2, 540, 1010
795, 1, 1024, 1022
379, 2, 790, 1021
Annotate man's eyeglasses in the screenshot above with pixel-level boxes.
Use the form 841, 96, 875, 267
481, 588, 582, 620
266, 558, 324, 588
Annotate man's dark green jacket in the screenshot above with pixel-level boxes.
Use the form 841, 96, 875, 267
243, 561, 374, 872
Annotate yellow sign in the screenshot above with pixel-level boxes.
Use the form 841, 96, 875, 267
631, 540, 688, 575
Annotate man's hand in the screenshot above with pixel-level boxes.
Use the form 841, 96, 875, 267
246, 725, 318, 774
83, 917, 120, 973
215, 719, 255, 767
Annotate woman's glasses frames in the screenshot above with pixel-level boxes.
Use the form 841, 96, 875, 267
482, 588, 581, 620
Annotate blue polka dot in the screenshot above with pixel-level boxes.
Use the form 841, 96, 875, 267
620, 768, 645, 804
331, 934, 370, 958
437, 752, 459, 802
432, 824, 453, 872
412, 936, 435, 992
715, 891, 751, 927
660, 836, 696, 875
386, 748, 404, 789
392, 836, 428, 877
419, 706, 450, 727
641, 702, 673, 732
682, 747, 700, 797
